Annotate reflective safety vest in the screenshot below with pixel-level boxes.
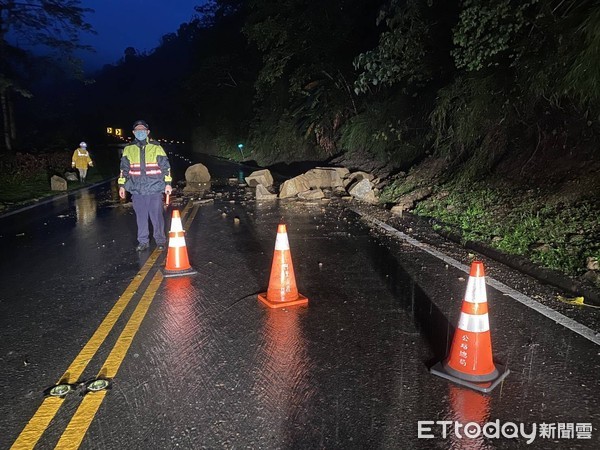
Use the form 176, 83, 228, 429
118, 140, 172, 195
72, 148, 93, 169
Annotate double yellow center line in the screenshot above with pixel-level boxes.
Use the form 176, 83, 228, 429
55, 270, 164, 449
12, 203, 196, 449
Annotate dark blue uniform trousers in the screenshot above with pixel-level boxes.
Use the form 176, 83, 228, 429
132, 193, 166, 245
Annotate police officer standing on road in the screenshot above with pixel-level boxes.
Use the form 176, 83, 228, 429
118, 120, 173, 251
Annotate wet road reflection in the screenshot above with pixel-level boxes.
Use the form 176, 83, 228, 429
446, 385, 492, 450
257, 308, 314, 446
75, 191, 97, 227
157, 276, 206, 403
2, 152, 599, 449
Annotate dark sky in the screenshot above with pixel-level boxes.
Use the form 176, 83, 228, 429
78, 0, 202, 71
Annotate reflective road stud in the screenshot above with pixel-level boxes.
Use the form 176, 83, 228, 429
85, 379, 111, 393
45, 384, 74, 398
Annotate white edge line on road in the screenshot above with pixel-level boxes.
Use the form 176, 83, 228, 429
352, 209, 600, 347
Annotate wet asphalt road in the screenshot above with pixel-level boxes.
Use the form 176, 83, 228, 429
0, 152, 599, 449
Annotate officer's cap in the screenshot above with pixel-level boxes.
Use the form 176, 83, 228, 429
132, 119, 149, 130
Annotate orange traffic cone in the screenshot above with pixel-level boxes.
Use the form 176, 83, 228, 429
163, 209, 197, 278
430, 261, 509, 393
258, 224, 308, 308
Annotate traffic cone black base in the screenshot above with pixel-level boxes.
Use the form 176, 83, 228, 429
258, 292, 308, 309
430, 361, 509, 394
163, 267, 198, 278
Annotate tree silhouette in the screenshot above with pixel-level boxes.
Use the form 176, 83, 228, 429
0, 0, 93, 152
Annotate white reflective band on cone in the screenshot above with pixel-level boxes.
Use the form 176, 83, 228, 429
171, 219, 184, 232
464, 277, 487, 304
457, 312, 490, 333
274, 233, 290, 251
169, 236, 186, 247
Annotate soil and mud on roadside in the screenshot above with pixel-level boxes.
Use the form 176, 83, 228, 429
330, 136, 600, 309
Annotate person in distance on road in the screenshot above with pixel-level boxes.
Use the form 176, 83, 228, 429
118, 120, 173, 252
71, 141, 93, 183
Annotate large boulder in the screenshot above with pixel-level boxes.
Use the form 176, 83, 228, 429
50, 175, 67, 191
64, 171, 78, 181
279, 174, 311, 198
256, 184, 277, 200
344, 171, 375, 189
393, 187, 433, 212
245, 169, 274, 188
185, 164, 211, 183
348, 178, 378, 204
326, 167, 350, 176
298, 188, 325, 200
183, 182, 211, 195
304, 167, 348, 189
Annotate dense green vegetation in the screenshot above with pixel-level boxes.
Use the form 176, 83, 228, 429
0, 0, 598, 282
1, 0, 595, 168
0, 150, 114, 209
413, 183, 599, 278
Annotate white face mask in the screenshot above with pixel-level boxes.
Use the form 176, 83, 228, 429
134, 130, 148, 140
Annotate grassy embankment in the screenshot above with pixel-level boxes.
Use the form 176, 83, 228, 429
0, 149, 118, 213
381, 175, 599, 284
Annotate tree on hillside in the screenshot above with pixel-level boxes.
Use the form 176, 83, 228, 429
350, 0, 600, 178
338, 0, 458, 167
243, 0, 380, 161
432, 0, 600, 178
353, 0, 457, 95
180, 0, 257, 155
0, 0, 93, 152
